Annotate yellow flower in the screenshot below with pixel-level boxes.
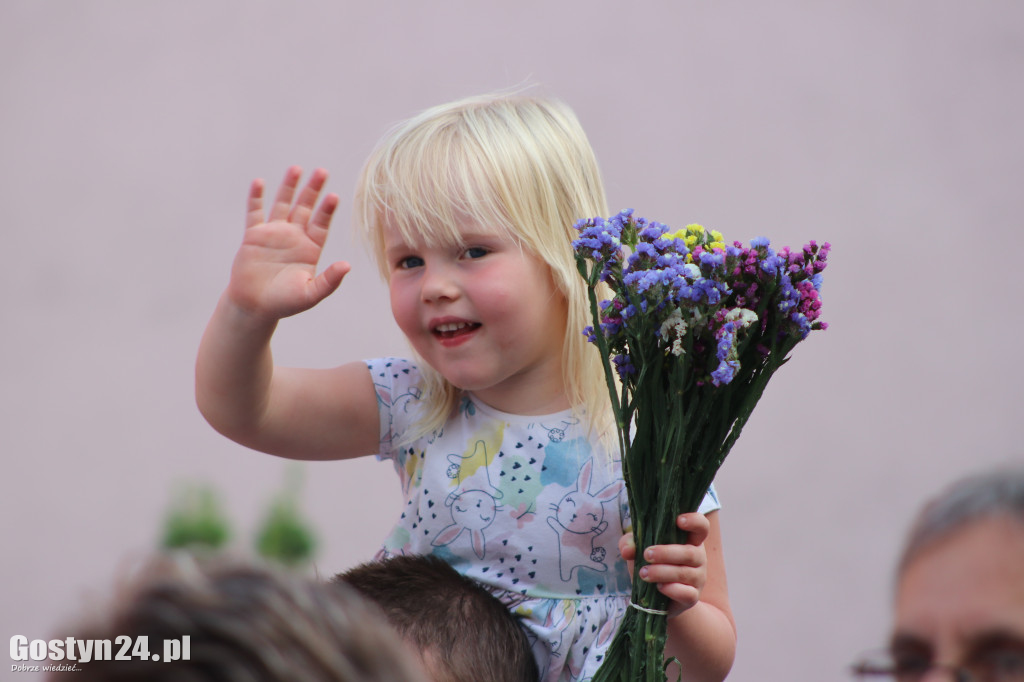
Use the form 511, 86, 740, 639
667, 224, 726, 252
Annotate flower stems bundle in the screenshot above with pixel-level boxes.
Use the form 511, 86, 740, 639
573, 210, 829, 681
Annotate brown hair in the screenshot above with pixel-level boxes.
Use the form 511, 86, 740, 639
335, 554, 539, 682
50, 553, 425, 682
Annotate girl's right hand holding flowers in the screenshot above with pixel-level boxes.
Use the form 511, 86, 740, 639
227, 166, 351, 322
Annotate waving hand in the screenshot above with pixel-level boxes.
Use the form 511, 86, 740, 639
228, 166, 351, 321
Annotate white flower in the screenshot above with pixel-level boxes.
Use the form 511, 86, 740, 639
659, 309, 689, 356
725, 308, 759, 329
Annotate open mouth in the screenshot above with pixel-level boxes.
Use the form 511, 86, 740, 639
432, 321, 481, 339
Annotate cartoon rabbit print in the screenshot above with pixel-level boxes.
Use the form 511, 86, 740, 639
433, 439, 502, 559
547, 458, 624, 581
433, 489, 501, 559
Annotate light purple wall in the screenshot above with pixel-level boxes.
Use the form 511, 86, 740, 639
2, 2, 1021, 680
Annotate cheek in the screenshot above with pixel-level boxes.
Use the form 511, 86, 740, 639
389, 281, 418, 333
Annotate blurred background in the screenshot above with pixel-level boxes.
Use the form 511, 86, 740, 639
2, 2, 1021, 680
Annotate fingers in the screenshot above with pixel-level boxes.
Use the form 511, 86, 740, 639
268, 166, 303, 222
640, 543, 705, 573
628, 514, 708, 568
633, 515, 711, 613
303, 260, 352, 307
638, 542, 707, 613
305, 192, 339, 248
247, 167, 337, 241
677, 512, 710, 546
288, 167, 329, 226
618, 532, 636, 561
656, 583, 701, 611
246, 179, 265, 229
318, 261, 352, 297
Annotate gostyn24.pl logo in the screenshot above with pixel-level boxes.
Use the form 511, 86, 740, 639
10, 635, 191, 672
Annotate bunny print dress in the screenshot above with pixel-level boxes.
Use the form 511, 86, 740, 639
366, 357, 720, 682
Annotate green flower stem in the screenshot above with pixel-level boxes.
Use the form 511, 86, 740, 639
576, 217, 827, 681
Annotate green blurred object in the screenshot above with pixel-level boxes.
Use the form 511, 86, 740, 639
162, 484, 231, 550
255, 465, 317, 567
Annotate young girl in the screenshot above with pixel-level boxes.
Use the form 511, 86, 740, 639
196, 93, 736, 681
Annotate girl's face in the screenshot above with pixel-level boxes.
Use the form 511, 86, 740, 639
383, 217, 570, 415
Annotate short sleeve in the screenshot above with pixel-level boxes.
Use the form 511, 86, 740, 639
620, 482, 721, 535
697, 482, 721, 515
363, 357, 423, 462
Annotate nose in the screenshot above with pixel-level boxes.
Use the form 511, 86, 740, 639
420, 262, 460, 303
922, 664, 969, 682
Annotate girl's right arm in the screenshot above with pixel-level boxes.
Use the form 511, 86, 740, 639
195, 167, 382, 461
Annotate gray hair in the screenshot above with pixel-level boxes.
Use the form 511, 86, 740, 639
898, 465, 1024, 576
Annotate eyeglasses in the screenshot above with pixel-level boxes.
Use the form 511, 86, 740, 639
850, 648, 1024, 682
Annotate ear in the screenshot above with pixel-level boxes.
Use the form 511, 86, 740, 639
432, 524, 464, 548
593, 480, 624, 502
577, 458, 594, 492
470, 530, 486, 559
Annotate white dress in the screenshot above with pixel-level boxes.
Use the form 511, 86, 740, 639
367, 357, 720, 681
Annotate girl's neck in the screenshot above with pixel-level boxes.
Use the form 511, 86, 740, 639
470, 377, 572, 417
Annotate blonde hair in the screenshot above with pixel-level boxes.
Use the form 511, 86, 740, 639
354, 92, 615, 444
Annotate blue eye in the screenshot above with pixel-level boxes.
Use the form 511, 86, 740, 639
465, 247, 489, 259
398, 256, 424, 269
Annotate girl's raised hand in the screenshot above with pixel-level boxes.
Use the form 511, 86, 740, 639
227, 166, 351, 321
619, 512, 710, 618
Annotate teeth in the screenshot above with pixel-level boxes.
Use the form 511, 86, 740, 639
436, 322, 471, 333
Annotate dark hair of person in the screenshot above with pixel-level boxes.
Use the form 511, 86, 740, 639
335, 554, 539, 682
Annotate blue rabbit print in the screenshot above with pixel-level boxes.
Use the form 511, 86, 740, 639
433, 439, 503, 559
547, 458, 624, 581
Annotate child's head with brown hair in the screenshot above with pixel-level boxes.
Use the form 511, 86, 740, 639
49, 554, 425, 682
335, 554, 539, 682
354, 92, 613, 441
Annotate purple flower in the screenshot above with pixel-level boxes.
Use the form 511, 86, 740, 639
760, 253, 784, 276
573, 210, 828, 396
776, 274, 801, 313
699, 250, 725, 268
613, 353, 636, 378
710, 321, 741, 386
711, 359, 739, 387
789, 312, 812, 339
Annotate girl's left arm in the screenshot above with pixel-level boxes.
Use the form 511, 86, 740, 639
619, 510, 736, 682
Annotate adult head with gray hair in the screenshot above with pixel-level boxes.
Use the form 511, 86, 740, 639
851, 465, 1024, 681
897, 465, 1024, 574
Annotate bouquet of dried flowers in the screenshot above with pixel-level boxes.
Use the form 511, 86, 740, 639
574, 210, 829, 681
